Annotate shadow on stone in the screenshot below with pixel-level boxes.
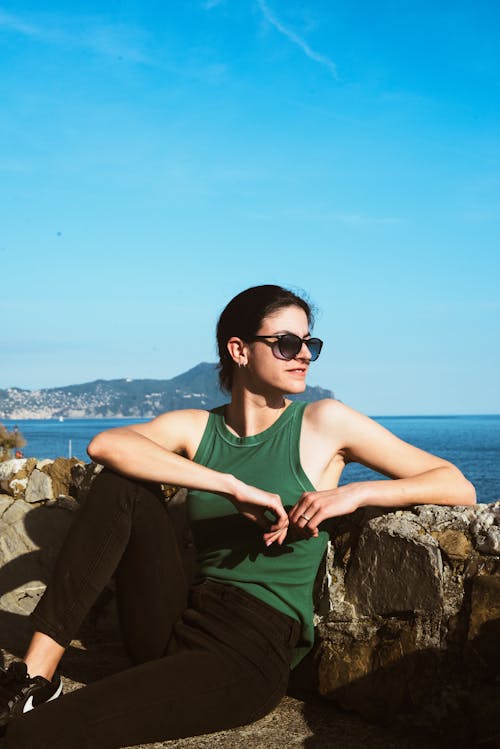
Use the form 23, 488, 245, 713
291, 632, 500, 749
0, 501, 126, 683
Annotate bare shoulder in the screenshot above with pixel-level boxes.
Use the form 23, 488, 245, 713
301, 398, 350, 458
303, 398, 355, 436
305, 398, 383, 433
302, 398, 390, 460
127, 408, 210, 458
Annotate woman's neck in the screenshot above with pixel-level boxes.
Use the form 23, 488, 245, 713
224, 388, 290, 438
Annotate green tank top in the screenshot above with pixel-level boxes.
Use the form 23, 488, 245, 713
187, 401, 329, 668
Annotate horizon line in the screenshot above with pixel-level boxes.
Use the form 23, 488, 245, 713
2, 413, 500, 421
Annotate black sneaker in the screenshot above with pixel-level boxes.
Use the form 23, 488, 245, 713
0, 661, 62, 730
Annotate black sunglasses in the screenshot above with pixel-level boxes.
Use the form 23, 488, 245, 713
248, 333, 323, 361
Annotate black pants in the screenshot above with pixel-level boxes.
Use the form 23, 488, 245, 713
5, 469, 300, 749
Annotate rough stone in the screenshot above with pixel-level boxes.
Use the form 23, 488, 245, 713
469, 504, 500, 555
41, 457, 83, 498
0, 495, 13, 518
0, 459, 28, 487
0, 458, 37, 497
10, 458, 37, 498
35, 459, 53, 470
1, 498, 32, 527
473, 526, 500, 555
0, 501, 76, 617
440, 563, 466, 619
25, 469, 54, 503
469, 575, 500, 628
6, 477, 28, 498
468, 574, 500, 640
466, 574, 500, 683
0, 523, 32, 566
317, 621, 379, 694
70, 461, 103, 503
344, 514, 443, 615
411, 503, 474, 531
432, 529, 473, 560
316, 612, 445, 721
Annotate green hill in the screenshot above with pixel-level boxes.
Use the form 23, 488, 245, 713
0, 363, 335, 419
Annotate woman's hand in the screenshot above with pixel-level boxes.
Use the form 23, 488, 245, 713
227, 480, 289, 546
288, 482, 367, 538
88, 415, 290, 546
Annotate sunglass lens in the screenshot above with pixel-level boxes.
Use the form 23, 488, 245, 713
306, 338, 323, 361
276, 335, 323, 360
277, 334, 301, 360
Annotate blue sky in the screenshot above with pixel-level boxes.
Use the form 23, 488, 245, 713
1, 0, 499, 414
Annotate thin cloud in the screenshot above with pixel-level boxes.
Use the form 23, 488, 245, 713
81, 25, 150, 63
0, 8, 148, 63
0, 9, 54, 40
256, 0, 338, 79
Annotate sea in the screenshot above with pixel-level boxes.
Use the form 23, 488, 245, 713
3, 415, 499, 505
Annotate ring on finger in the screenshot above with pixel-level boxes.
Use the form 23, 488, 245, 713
301, 514, 311, 521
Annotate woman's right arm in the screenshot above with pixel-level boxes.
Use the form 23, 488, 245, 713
87, 410, 289, 544
88, 409, 229, 490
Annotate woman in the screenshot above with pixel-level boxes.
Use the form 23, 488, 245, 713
0, 285, 475, 748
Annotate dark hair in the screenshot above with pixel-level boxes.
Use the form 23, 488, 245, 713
216, 284, 314, 392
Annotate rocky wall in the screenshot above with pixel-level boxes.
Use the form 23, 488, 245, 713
0, 457, 498, 746
296, 502, 500, 746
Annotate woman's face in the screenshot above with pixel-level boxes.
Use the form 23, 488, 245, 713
245, 304, 312, 395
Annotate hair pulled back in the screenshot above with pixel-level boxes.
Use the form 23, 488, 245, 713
216, 284, 313, 392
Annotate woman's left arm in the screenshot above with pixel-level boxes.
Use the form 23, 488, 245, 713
288, 400, 476, 537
